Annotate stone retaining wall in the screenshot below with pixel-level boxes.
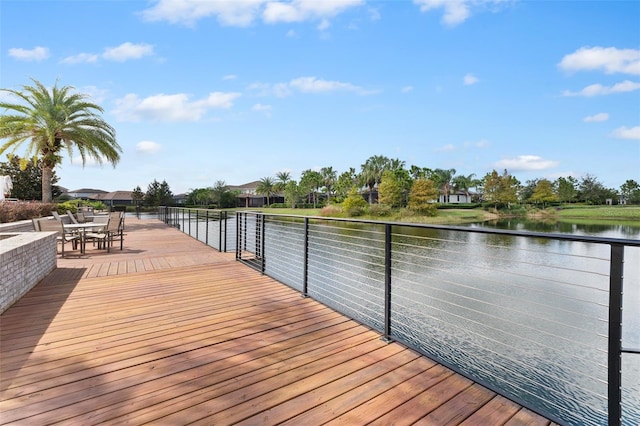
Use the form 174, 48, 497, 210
0, 231, 57, 314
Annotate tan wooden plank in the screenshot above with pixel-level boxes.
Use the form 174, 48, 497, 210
415, 382, 496, 425
460, 394, 522, 425
505, 408, 552, 426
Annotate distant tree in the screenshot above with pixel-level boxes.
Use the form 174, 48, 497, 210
520, 179, 539, 203
282, 180, 301, 208
331, 168, 357, 203
0, 78, 121, 202
300, 169, 323, 207
452, 173, 479, 201
131, 186, 144, 207
274, 171, 291, 193
529, 179, 558, 207
211, 180, 236, 208
256, 176, 276, 206
578, 174, 609, 204
483, 169, 519, 208
145, 179, 173, 206
432, 168, 457, 203
360, 155, 390, 204
320, 166, 337, 204
0, 154, 61, 200
378, 170, 404, 207
409, 165, 434, 180
555, 176, 578, 203
407, 178, 439, 216
186, 187, 213, 205
620, 179, 640, 204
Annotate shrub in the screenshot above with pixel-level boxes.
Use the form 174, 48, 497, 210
319, 205, 342, 217
342, 189, 367, 217
367, 203, 392, 217
0, 201, 57, 223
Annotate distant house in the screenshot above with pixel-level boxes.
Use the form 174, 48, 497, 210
173, 193, 187, 205
439, 191, 474, 204
66, 188, 108, 199
228, 181, 284, 208
94, 191, 135, 207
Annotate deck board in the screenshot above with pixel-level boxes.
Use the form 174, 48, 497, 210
0, 218, 557, 425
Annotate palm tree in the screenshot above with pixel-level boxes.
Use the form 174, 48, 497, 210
432, 168, 456, 203
274, 171, 291, 193
320, 166, 337, 205
256, 176, 276, 206
0, 79, 121, 202
359, 155, 390, 204
300, 169, 323, 208
452, 173, 479, 201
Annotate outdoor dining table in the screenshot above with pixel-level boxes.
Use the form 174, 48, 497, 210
63, 222, 108, 254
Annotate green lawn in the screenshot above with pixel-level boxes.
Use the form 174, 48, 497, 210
556, 205, 640, 220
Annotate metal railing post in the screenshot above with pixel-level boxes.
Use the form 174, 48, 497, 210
382, 223, 393, 343
608, 243, 624, 426
260, 214, 266, 274
205, 210, 209, 246
303, 217, 309, 297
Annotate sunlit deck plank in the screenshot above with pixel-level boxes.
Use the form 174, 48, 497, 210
0, 218, 557, 425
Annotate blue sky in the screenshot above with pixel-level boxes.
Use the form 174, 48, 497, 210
1, 0, 639, 194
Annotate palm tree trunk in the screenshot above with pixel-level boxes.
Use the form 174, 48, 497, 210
42, 165, 54, 203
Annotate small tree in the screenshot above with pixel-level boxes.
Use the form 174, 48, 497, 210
132, 186, 144, 209
529, 179, 558, 207
408, 178, 438, 216
620, 179, 640, 204
378, 170, 404, 207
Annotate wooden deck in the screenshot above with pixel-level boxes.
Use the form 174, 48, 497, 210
0, 218, 557, 425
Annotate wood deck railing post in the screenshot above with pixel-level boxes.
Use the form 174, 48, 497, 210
303, 217, 309, 297
382, 223, 393, 343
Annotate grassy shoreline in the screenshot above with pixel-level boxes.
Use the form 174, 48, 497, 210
247, 205, 640, 225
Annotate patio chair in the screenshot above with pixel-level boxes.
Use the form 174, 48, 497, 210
32, 218, 41, 231
38, 218, 81, 257
51, 211, 61, 221
84, 218, 110, 250
106, 213, 125, 252
76, 212, 88, 223
67, 210, 79, 224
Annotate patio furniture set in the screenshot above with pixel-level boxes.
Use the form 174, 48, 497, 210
32, 211, 125, 257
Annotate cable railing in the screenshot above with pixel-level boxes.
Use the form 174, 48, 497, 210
235, 211, 640, 426
157, 207, 233, 252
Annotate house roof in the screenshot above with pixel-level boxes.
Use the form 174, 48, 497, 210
68, 188, 108, 194
228, 181, 260, 190
94, 191, 133, 201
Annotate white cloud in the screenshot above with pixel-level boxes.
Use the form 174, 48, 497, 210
103, 42, 154, 62
263, 0, 364, 24
494, 155, 559, 171
583, 113, 609, 123
136, 141, 162, 154
401, 86, 414, 93
413, 0, 508, 26
559, 46, 640, 75
289, 76, 377, 95
286, 29, 298, 38
435, 144, 456, 152
60, 53, 99, 64
140, 0, 363, 27
463, 73, 479, 85
113, 91, 241, 122
140, 0, 265, 26
250, 76, 377, 97
8, 46, 50, 61
562, 80, 640, 97
222, 74, 237, 80
69, 155, 107, 167
610, 126, 640, 140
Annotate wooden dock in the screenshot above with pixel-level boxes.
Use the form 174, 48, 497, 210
0, 218, 557, 425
